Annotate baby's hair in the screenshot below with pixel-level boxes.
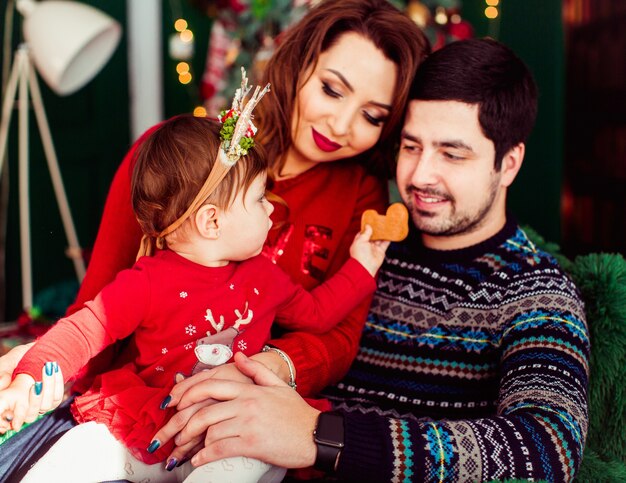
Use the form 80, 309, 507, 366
131, 114, 267, 239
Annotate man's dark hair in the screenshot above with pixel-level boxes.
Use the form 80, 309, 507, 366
409, 37, 538, 169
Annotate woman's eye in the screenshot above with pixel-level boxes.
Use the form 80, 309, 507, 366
363, 111, 385, 127
322, 82, 341, 99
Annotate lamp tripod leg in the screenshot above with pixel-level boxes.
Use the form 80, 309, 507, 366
18, 50, 33, 310
0, 49, 33, 310
0, 49, 22, 180
27, 59, 86, 282
0, 47, 87, 314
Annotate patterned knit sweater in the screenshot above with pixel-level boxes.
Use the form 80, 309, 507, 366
323, 218, 589, 483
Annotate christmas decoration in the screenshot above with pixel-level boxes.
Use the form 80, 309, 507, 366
187, 0, 472, 115
407, 0, 473, 49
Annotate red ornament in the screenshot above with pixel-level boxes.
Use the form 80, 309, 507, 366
229, 0, 247, 14
201, 80, 216, 100
432, 30, 447, 51
449, 20, 474, 41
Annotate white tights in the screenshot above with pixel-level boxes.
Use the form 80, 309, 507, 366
21, 421, 286, 483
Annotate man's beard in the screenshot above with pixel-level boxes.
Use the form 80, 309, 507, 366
406, 177, 499, 238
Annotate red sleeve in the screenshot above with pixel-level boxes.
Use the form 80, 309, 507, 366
15, 268, 150, 383
270, 174, 388, 396
275, 258, 376, 333
65, 123, 163, 316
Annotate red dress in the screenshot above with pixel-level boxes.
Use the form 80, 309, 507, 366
15, 251, 375, 463
65, 121, 388, 396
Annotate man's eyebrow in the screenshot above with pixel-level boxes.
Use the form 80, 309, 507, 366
400, 133, 475, 153
434, 140, 474, 152
327, 69, 392, 110
400, 131, 420, 143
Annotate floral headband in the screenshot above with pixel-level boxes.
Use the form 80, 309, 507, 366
137, 68, 271, 259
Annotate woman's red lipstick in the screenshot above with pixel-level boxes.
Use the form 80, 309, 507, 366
311, 128, 342, 152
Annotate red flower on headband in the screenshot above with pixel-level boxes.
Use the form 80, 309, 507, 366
218, 109, 236, 122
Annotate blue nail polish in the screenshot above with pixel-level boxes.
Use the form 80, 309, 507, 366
147, 439, 161, 453
34, 382, 43, 395
160, 395, 172, 410
53, 362, 59, 373
44, 362, 53, 376
165, 458, 178, 471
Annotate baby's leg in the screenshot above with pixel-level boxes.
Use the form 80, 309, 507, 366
20, 421, 187, 482
182, 457, 286, 483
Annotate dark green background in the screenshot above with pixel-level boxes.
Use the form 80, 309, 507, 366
0, 1, 563, 321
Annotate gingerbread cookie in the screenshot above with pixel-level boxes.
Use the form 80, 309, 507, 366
361, 202, 409, 242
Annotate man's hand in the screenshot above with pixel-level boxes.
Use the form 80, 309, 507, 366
152, 352, 319, 469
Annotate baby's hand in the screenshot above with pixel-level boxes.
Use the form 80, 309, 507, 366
0, 373, 36, 433
350, 225, 390, 277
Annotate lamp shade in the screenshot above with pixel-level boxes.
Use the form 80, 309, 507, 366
19, 0, 122, 96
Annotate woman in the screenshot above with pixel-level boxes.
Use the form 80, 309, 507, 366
0, 0, 429, 478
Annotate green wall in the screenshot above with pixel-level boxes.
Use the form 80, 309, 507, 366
1, 1, 129, 320
463, 0, 565, 243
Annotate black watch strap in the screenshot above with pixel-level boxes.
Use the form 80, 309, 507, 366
313, 411, 345, 473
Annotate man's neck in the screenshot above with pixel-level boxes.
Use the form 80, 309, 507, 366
421, 213, 507, 251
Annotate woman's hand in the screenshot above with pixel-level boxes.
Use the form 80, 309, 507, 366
149, 360, 255, 464
0, 359, 65, 434
154, 352, 320, 469
0, 343, 34, 390
1, 343, 64, 415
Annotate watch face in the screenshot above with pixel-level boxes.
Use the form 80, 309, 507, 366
315, 412, 345, 448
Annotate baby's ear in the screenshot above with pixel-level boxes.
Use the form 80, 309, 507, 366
195, 204, 220, 239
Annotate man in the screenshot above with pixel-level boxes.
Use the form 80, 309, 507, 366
151, 38, 590, 482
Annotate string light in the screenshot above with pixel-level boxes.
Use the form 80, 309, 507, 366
434, 6, 448, 25
169, 16, 194, 86
485, 6, 498, 19
168, 0, 198, 106
179, 71, 192, 85
193, 106, 207, 117
174, 18, 187, 32
180, 29, 194, 43
484, 0, 499, 19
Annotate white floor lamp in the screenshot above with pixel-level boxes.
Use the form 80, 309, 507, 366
0, 0, 121, 310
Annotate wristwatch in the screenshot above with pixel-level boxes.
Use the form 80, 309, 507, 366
313, 411, 345, 473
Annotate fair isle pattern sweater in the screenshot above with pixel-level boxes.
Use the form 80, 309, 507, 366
323, 219, 589, 483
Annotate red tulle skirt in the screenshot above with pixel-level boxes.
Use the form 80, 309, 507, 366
71, 368, 174, 464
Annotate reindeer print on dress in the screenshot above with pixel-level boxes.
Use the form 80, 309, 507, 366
191, 300, 254, 375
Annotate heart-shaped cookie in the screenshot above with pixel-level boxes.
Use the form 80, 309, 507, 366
361, 202, 409, 242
